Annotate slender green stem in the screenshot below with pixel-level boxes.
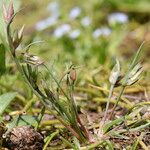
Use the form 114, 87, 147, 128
81, 140, 104, 150
93, 97, 130, 109
103, 84, 115, 123
35, 106, 45, 130
23, 98, 36, 112
43, 130, 59, 150
60, 136, 77, 150
109, 86, 125, 119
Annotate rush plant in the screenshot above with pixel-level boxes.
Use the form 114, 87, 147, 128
102, 42, 144, 124
2, 1, 92, 143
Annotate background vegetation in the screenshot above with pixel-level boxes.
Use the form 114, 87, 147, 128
0, 0, 150, 149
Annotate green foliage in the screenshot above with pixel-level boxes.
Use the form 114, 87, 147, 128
0, 44, 6, 76
0, 92, 17, 115
6, 114, 38, 129
103, 117, 124, 133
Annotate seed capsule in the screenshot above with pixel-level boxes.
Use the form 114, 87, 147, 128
70, 69, 76, 82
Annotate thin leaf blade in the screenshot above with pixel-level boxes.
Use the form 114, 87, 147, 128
0, 92, 17, 114
0, 43, 6, 76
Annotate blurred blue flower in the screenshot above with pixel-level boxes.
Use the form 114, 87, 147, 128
108, 12, 128, 24
81, 16, 91, 27
35, 16, 58, 31
35, 1, 60, 31
53, 24, 71, 38
69, 7, 81, 20
92, 27, 111, 38
69, 29, 80, 39
47, 1, 60, 18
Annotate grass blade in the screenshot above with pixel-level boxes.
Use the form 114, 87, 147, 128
0, 92, 17, 114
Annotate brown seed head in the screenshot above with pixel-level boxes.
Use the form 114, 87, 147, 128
70, 69, 76, 82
